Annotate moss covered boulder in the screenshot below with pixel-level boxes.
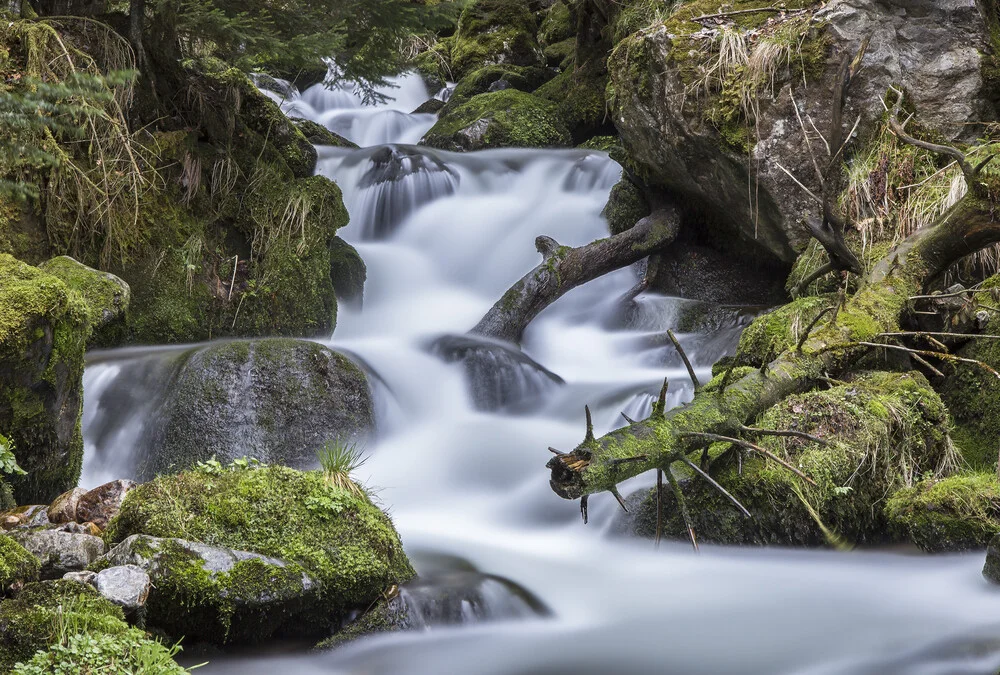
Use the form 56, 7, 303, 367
733, 295, 833, 367
535, 66, 611, 144
0, 255, 121, 503
451, 0, 544, 79
104, 464, 415, 636
139, 339, 373, 478
618, 371, 955, 546
0, 536, 39, 595
887, 474, 1000, 552
447, 65, 554, 107
97, 534, 320, 644
37, 257, 130, 348
422, 90, 572, 151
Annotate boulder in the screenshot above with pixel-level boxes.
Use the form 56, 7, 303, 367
76, 479, 135, 530
104, 464, 415, 640
607, 0, 998, 264
0, 505, 49, 531
447, 65, 554, 107
422, 90, 572, 152
329, 237, 367, 309
62, 570, 97, 585
93, 564, 151, 616
11, 530, 105, 579
98, 534, 317, 643
38, 256, 130, 348
46, 487, 86, 525
888, 474, 1000, 552
985, 534, 1000, 585
139, 339, 374, 478
0, 535, 39, 594
450, 0, 544, 79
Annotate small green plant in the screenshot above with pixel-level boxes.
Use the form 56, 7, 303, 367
0, 433, 27, 477
193, 456, 263, 475
316, 438, 368, 498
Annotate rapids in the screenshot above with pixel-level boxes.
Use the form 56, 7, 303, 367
80, 73, 1000, 674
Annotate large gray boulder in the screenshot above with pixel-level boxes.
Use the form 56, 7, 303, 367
12, 530, 106, 579
139, 338, 374, 478
609, 0, 997, 264
99, 534, 320, 644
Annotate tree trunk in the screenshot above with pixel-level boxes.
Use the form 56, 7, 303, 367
470, 206, 681, 344
547, 193, 1000, 501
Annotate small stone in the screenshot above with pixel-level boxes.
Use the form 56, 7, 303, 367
12, 530, 106, 579
76, 479, 136, 529
48, 487, 87, 525
63, 570, 97, 586
0, 505, 50, 530
94, 565, 151, 615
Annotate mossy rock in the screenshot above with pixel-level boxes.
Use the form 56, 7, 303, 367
422, 89, 572, 152
37, 256, 130, 348
411, 40, 454, 93
535, 66, 611, 144
291, 117, 359, 149
0, 255, 90, 504
887, 473, 1000, 552
577, 135, 621, 153
104, 465, 415, 623
97, 534, 321, 644
0, 535, 39, 595
620, 371, 954, 547
451, 0, 543, 79
786, 237, 894, 298
539, 1, 574, 45
543, 37, 576, 69
315, 596, 410, 650
602, 178, 649, 235
734, 295, 832, 366
139, 339, 374, 478
448, 64, 554, 107
0, 580, 127, 670
329, 237, 367, 308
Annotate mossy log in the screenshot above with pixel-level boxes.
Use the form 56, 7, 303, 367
471, 205, 681, 344
546, 189, 1000, 503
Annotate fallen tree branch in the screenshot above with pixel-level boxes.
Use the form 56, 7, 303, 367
471, 206, 682, 344
667, 329, 701, 390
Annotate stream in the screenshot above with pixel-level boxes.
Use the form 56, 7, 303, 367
80, 73, 1000, 674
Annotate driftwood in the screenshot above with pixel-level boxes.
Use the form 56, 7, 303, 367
546, 99, 1000, 508
471, 205, 681, 343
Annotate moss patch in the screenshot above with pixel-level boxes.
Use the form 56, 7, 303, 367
105, 465, 414, 620
450, 0, 542, 79
886, 473, 1000, 552
735, 295, 832, 366
0, 535, 38, 595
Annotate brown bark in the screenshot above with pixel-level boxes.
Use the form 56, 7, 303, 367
470, 206, 682, 344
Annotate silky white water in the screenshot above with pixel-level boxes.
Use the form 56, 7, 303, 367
80, 73, 1000, 674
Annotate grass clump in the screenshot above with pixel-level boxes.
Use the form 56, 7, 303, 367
317, 438, 368, 499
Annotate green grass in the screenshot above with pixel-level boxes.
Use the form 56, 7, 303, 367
317, 438, 368, 498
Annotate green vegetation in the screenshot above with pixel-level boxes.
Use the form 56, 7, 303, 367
0, 535, 39, 593
317, 438, 369, 498
105, 464, 414, 618
887, 473, 1000, 552
450, 0, 542, 79
424, 89, 572, 151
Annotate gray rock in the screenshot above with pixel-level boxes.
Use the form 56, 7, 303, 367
95, 565, 151, 614
62, 570, 97, 585
139, 339, 374, 479
100, 534, 320, 643
986, 535, 1000, 584
13, 530, 106, 579
609, 0, 997, 264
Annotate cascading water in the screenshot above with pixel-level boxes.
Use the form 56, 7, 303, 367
80, 73, 1000, 674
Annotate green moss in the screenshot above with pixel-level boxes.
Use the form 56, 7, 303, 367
105, 465, 414, 621
629, 371, 954, 547
539, 1, 573, 46
0, 535, 39, 594
886, 473, 1000, 552
450, 0, 542, 79
735, 295, 831, 366
448, 64, 554, 106
0, 580, 128, 670
38, 256, 130, 348
602, 178, 649, 235
423, 89, 572, 151
534, 67, 610, 143
314, 597, 408, 650
0, 197, 48, 264
543, 37, 576, 69
577, 135, 620, 153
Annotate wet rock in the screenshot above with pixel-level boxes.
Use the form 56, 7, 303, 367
411, 98, 446, 115
140, 339, 374, 477
47, 487, 86, 525
451, 0, 544, 79
984, 534, 1000, 584
447, 65, 554, 107
94, 565, 151, 616
100, 534, 319, 643
12, 530, 106, 579
888, 474, 1000, 552
76, 479, 136, 530
290, 117, 359, 148
647, 244, 787, 307
429, 334, 564, 411
329, 237, 367, 309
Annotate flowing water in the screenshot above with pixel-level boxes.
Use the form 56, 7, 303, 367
81, 74, 1000, 674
